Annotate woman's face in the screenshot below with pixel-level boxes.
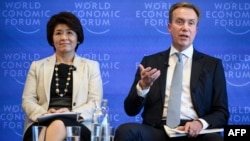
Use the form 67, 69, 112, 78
53, 24, 78, 54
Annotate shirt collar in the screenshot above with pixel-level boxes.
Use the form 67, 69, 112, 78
170, 45, 193, 58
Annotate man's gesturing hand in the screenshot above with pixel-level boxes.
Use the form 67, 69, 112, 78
138, 64, 161, 89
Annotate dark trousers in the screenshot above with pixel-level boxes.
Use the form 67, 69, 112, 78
114, 122, 223, 141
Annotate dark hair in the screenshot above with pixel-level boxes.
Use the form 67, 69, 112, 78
169, 2, 200, 24
46, 12, 84, 51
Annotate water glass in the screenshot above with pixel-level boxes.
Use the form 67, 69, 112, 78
91, 123, 101, 141
32, 126, 47, 141
108, 126, 115, 141
66, 126, 81, 141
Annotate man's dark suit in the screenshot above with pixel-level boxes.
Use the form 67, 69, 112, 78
124, 48, 229, 129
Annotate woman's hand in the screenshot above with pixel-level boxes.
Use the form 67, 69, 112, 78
46, 108, 70, 114
46, 108, 57, 114
55, 108, 70, 113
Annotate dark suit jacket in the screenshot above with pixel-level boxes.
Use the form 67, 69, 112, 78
124, 48, 229, 129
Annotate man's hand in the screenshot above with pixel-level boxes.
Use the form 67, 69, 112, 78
138, 64, 161, 89
176, 120, 203, 138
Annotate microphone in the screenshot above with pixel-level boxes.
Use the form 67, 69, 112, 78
71, 65, 77, 71
165, 62, 169, 67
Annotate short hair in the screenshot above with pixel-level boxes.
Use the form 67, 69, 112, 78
168, 2, 200, 23
46, 12, 84, 51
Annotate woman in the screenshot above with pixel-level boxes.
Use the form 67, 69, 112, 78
22, 12, 103, 141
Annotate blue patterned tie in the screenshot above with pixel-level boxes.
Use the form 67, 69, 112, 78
166, 52, 183, 128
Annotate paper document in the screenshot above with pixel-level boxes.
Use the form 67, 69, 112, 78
37, 112, 81, 123
164, 125, 223, 138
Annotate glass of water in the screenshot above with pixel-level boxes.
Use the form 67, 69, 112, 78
91, 123, 101, 141
108, 126, 115, 141
66, 126, 81, 141
32, 126, 47, 141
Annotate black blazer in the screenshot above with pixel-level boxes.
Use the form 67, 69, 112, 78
124, 48, 229, 129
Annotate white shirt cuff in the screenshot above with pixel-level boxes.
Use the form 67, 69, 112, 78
136, 82, 150, 98
198, 118, 209, 129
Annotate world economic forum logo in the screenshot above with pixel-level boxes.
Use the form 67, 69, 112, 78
2, 1, 50, 34
72, 1, 120, 35
206, 2, 250, 35
216, 54, 250, 87
135, 1, 172, 34
80, 52, 120, 86
2, 53, 40, 86
1, 104, 25, 138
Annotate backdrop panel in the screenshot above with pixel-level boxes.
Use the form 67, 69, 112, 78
0, 0, 249, 140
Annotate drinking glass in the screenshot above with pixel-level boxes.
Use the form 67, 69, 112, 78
108, 126, 115, 141
91, 123, 101, 141
32, 126, 47, 141
66, 126, 81, 141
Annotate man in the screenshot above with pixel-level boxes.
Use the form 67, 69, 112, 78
114, 2, 229, 141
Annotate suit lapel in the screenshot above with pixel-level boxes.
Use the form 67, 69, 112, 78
159, 50, 171, 104
72, 55, 82, 101
190, 50, 204, 92
44, 55, 56, 102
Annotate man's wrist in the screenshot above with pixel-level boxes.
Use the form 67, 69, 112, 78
139, 80, 149, 89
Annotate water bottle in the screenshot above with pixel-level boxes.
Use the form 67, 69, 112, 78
100, 99, 110, 141
91, 100, 104, 141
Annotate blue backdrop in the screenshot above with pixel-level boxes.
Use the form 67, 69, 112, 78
0, 0, 250, 140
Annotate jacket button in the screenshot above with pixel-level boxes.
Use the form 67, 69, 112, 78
73, 102, 76, 106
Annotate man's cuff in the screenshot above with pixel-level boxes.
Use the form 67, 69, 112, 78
197, 118, 209, 129
136, 82, 149, 98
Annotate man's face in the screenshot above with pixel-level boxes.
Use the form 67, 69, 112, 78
168, 7, 198, 51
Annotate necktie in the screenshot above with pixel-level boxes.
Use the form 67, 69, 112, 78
166, 52, 183, 128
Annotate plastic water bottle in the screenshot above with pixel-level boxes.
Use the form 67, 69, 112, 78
100, 99, 110, 141
91, 100, 104, 141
